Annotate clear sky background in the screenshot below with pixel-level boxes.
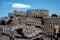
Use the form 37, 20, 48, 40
0, 0, 60, 17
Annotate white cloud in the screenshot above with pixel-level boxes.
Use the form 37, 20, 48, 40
12, 3, 31, 8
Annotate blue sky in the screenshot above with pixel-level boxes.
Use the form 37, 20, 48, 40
0, 0, 60, 17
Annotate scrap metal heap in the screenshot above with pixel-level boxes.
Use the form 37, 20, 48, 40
0, 9, 60, 40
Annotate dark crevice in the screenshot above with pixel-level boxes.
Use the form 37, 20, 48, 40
10, 16, 13, 18
33, 38, 44, 40
0, 20, 6, 25
15, 28, 24, 35
6, 19, 12, 24
56, 31, 60, 40
15, 36, 30, 39
35, 26, 40, 28
26, 24, 31, 26
51, 14, 57, 17
40, 17, 43, 25
0, 19, 12, 25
